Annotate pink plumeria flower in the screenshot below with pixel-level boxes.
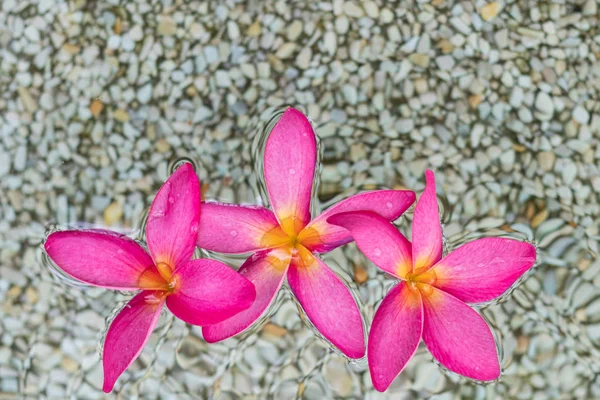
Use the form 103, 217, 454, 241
328, 170, 537, 391
196, 108, 415, 358
44, 163, 256, 392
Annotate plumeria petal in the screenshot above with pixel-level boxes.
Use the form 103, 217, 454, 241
44, 230, 163, 290
368, 282, 423, 392
300, 190, 416, 253
196, 202, 286, 253
102, 290, 165, 392
412, 170, 443, 273
166, 259, 256, 326
429, 238, 536, 303
146, 162, 200, 272
420, 285, 500, 381
287, 247, 365, 358
264, 108, 317, 236
202, 248, 291, 342
328, 211, 412, 278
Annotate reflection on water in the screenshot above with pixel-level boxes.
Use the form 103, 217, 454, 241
35, 108, 600, 398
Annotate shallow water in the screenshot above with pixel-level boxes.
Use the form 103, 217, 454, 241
31, 108, 599, 399
3, 2, 600, 398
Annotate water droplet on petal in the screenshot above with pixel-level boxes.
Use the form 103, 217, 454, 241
288, 168, 296, 175
190, 225, 198, 234
373, 248, 381, 256
168, 196, 175, 204
230, 230, 237, 237
386, 201, 393, 208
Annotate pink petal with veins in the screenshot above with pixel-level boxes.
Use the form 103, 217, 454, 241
412, 170, 443, 272
102, 290, 165, 392
196, 202, 284, 253
429, 238, 536, 303
202, 249, 290, 342
421, 285, 500, 381
167, 259, 256, 326
368, 282, 423, 392
146, 163, 200, 271
264, 108, 317, 236
287, 250, 365, 359
44, 229, 160, 290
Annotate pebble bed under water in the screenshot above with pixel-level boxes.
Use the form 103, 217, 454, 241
2, 1, 600, 399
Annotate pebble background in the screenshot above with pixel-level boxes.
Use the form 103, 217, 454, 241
1, 0, 600, 398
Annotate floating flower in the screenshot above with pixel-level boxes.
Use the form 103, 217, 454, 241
329, 170, 536, 391
196, 108, 415, 358
44, 163, 256, 392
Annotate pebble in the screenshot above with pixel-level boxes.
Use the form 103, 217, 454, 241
287, 21, 303, 41
535, 92, 554, 115
343, 1, 364, 18
538, 151, 556, 171
275, 43, 297, 59
0, 151, 11, 177
409, 53, 430, 68
436, 55, 455, 71
104, 202, 123, 226
481, 2, 501, 21
18, 87, 37, 113
137, 85, 152, 104
158, 16, 177, 36
89, 100, 104, 117
573, 106, 590, 125
13, 146, 27, 171
113, 109, 130, 123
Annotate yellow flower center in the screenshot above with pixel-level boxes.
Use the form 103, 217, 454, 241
260, 216, 321, 268
138, 262, 179, 293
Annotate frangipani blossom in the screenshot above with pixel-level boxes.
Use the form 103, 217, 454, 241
44, 163, 256, 392
328, 170, 536, 391
197, 108, 415, 358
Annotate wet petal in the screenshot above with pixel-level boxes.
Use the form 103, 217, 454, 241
429, 238, 536, 303
102, 291, 165, 392
167, 259, 256, 326
327, 211, 412, 278
44, 230, 162, 290
300, 190, 415, 253
412, 170, 443, 272
287, 249, 365, 358
264, 108, 317, 236
368, 282, 423, 392
146, 162, 200, 272
202, 249, 291, 342
420, 285, 500, 381
197, 202, 286, 253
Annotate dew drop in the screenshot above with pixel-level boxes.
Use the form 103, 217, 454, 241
373, 248, 381, 256
288, 168, 296, 175
386, 201, 393, 208
230, 230, 237, 237
168, 196, 175, 204
190, 225, 198, 234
